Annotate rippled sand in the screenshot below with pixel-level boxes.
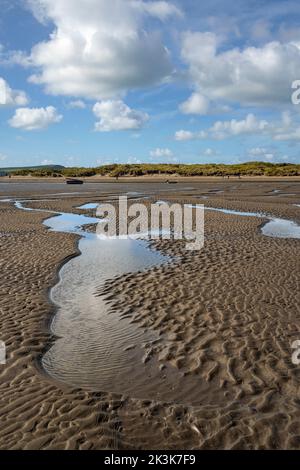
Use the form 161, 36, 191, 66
0, 179, 300, 449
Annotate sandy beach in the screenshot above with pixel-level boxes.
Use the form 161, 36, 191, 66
0, 178, 300, 450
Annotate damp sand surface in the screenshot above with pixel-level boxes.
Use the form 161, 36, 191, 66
1, 180, 300, 449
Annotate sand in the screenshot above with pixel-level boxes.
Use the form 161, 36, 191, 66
0, 179, 300, 449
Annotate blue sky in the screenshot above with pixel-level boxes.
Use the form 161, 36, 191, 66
1, 0, 300, 167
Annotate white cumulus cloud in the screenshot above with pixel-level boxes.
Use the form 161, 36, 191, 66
24, 0, 180, 99
8, 106, 62, 131
179, 92, 210, 115
132, 1, 182, 20
175, 111, 300, 142
181, 31, 300, 110
0, 77, 29, 106
248, 147, 268, 156
210, 113, 269, 139
247, 147, 290, 162
150, 147, 173, 157
203, 148, 217, 156
93, 100, 149, 131
175, 129, 207, 141
68, 100, 86, 109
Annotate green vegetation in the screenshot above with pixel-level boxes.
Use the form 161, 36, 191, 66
0, 165, 64, 177
0, 162, 299, 177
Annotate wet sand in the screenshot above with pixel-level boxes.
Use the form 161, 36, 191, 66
0, 179, 300, 449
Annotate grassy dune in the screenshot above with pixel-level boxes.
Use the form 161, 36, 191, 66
3, 161, 300, 177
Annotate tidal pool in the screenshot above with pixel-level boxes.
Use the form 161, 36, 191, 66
205, 206, 300, 239
14, 199, 212, 405
157, 202, 300, 240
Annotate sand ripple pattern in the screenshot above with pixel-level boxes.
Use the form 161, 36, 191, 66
0, 181, 300, 449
